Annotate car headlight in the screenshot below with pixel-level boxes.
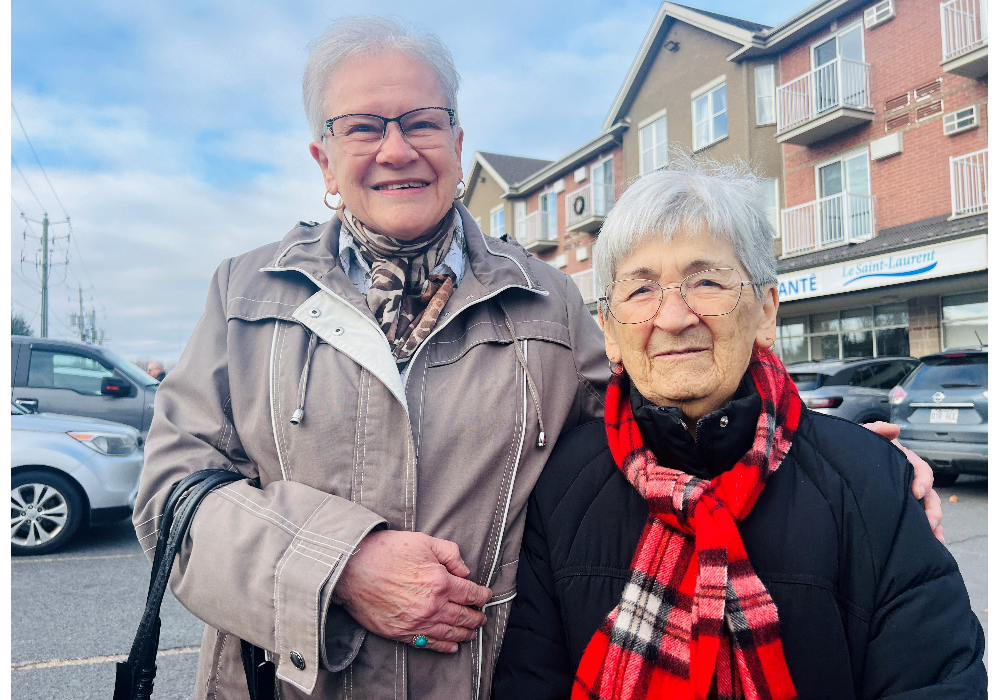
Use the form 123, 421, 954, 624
67, 432, 139, 456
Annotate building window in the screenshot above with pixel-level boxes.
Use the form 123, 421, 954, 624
761, 178, 780, 238
755, 65, 776, 125
513, 200, 527, 241
489, 205, 505, 238
591, 156, 615, 215
777, 303, 909, 363
941, 291, 987, 349
539, 191, 558, 241
943, 105, 980, 135
693, 81, 727, 150
638, 112, 667, 174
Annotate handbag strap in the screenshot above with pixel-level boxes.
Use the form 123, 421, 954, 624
114, 469, 273, 700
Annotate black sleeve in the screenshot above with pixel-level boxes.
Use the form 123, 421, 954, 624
861, 462, 986, 699
492, 492, 574, 700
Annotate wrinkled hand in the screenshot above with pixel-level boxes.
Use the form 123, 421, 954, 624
334, 530, 492, 653
863, 421, 945, 544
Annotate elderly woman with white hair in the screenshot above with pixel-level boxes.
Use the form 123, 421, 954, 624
492, 160, 985, 700
133, 15, 943, 700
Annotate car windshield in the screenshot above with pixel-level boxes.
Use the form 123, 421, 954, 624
906, 355, 988, 391
11, 402, 27, 415
100, 349, 160, 387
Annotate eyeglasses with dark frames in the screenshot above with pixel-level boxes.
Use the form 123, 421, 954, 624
323, 107, 456, 155
599, 268, 760, 324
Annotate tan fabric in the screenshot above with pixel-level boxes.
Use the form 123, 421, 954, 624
133, 203, 609, 700
340, 206, 458, 363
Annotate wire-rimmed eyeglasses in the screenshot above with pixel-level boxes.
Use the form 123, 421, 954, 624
599, 268, 759, 324
323, 107, 456, 155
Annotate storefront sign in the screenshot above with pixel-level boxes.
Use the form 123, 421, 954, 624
777, 235, 987, 302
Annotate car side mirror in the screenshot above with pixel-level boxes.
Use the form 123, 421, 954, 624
101, 377, 134, 398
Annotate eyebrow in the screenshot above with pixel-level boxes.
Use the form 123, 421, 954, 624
617, 258, 732, 280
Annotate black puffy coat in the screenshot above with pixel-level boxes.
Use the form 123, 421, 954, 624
493, 378, 986, 700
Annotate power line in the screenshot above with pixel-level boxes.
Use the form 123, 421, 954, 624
11, 155, 46, 213
11, 102, 69, 218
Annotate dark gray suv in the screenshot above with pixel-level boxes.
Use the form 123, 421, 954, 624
891, 349, 988, 486
787, 357, 919, 423
11, 336, 159, 437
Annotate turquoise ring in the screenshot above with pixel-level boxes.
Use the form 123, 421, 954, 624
412, 635, 428, 648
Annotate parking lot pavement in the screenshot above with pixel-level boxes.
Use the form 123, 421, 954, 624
10, 476, 989, 698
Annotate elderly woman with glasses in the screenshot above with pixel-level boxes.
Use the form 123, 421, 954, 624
493, 160, 984, 700
133, 15, 943, 700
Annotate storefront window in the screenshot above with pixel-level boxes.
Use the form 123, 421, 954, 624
941, 291, 988, 349
778, 303, 911, 363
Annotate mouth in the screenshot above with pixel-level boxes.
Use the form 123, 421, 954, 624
655, 347, 710, 359
372, 181, 431, 192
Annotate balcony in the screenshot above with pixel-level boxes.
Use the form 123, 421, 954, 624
515, 210, 559, 253
571, 268, 598, 304
941, 0, 987, 78
776, 58, 874, 146
781, 192, 876, 257
950, 149, 988, 218
565, 182, 614, 233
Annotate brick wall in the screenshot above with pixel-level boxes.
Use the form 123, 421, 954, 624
779, 0, 988, 230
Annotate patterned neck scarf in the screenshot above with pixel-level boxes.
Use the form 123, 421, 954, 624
339, 206, 459, 363
574, 347, 801, 700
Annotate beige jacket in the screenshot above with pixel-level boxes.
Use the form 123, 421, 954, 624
133, 204, 609, 700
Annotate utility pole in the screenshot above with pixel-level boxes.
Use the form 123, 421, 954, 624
41, 215, 48, 337
77, 285, 85, 341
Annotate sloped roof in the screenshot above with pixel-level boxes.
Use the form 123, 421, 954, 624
673, 3, 770, 32
478, 152, 553, 188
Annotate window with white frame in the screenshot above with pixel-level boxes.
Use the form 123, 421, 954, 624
489, 204, 505, 238
693, 79, 727, 150
760, 178, 780, 238
943, 105, 980, 135
755, 65, 776, 125
638, 111, 667, 174
777, 303, 909, 363
513, 200, 527, 241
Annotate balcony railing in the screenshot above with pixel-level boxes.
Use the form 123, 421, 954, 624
565, 182, 614, 233
776, 58, 873, 141
950, 149, 988, 217
515, 210, 559, 252
781, 192, 876, 257
941, 0, 987, 62
571, 268, 598, 304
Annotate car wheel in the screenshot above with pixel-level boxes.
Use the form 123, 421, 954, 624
11, 471, 84, 555
931, 472, 959, 488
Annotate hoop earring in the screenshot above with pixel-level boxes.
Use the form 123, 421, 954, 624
454, 179, 467, 200
609, 360, 623, 375
324, 191, 342, 211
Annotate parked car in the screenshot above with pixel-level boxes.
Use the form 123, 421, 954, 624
890, 348, 988, 487
11, 401, 144, 554
11, 336, 158, 436
786, 356, 919, 423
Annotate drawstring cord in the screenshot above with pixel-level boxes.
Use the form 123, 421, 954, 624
290, 331, 319, 426
502, 313, 546, 448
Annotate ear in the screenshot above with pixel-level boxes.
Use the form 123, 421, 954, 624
309, 140, 339, 195
754, 286, 779, 349
597, 307, 624, 365
453, 127, 464, 165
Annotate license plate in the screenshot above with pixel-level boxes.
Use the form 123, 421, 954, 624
929, 409, 959, 424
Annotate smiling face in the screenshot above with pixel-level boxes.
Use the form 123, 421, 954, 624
599, 224, 778, 422
308, 51, 464, 240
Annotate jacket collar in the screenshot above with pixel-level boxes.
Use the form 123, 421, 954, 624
630, 371, 761, 480
260, 202, 546, 320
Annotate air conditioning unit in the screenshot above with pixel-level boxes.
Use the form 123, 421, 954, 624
871, 132, 903, 160
943, 105, 980, 135
864, 0, 895, 28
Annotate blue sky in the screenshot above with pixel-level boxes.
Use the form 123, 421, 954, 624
11, 0, 811, 363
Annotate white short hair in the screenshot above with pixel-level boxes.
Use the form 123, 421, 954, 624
302, 15, 461, 141
594, 154, 778, 314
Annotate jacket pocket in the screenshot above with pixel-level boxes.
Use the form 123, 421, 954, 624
476, 591, 517, 700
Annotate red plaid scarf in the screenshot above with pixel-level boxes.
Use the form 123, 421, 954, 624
573, 347, 801, 700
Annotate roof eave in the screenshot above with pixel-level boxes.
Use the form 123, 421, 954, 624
729, 0, 863, 60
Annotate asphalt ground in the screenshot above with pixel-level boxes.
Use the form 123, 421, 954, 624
10, 476, 988, 699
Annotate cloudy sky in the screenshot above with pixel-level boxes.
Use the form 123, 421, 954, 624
11, 0, 809, 364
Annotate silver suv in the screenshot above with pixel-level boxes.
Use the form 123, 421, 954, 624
11, 336, 159, 437
787, 357, 919, 423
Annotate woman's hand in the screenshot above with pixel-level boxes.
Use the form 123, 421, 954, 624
334, 530, 493, 653
863, 421, 945, 544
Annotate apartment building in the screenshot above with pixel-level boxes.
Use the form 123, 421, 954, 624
754, 0, 988, 361
463, 151, 554, 237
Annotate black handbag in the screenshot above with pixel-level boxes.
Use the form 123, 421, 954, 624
114, 469, 275, 700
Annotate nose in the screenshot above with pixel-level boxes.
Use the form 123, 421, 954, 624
651, 284, 701, 334
375, 122, 419, 166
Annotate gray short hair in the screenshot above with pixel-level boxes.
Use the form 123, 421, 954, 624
302, 16, 461, 141
594, 155, 778, 314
